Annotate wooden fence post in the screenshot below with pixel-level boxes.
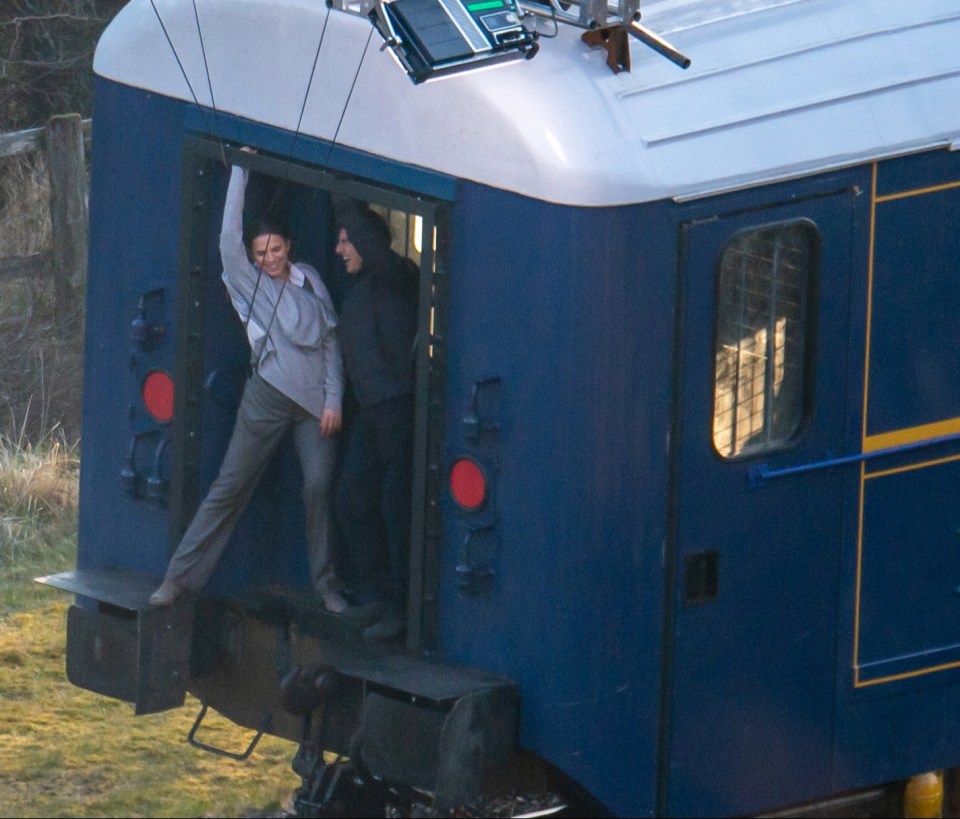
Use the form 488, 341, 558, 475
45, 113, 88, 324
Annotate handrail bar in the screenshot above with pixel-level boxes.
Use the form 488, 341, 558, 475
748, 431, 960, 487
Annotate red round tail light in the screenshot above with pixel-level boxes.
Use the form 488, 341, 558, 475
142, 370, 175, 423
449, 457, 487, 510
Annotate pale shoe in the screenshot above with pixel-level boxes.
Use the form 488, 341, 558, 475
320, 591, 385, 624
148, 577, 185, 607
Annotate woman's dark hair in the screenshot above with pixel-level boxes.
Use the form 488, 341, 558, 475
243, 212, 292, 252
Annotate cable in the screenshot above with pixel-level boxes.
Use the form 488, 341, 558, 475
191, 0, 229, 166
246, 17, 374, 356
147, 0, 221, 148
249, 276, 289, 373
240, 5, 337, 334
286, 10, 333, 167
323, 26, 375, 168
146, 2, 371, 365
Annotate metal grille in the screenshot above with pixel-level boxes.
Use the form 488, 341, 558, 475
712, 223, 813, 458
437, 0, 493, 52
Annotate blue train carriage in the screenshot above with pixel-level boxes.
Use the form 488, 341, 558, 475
34, 0, 960, 815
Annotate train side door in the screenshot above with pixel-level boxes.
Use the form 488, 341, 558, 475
664, 189, 856, 816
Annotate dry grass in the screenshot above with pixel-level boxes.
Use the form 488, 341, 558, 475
0, 153, 51, 258
0, 153, 84, 447
0, 437, 78, 514
0, 437, 78, 614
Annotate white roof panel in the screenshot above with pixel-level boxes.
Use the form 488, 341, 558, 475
94, 0, 960, 205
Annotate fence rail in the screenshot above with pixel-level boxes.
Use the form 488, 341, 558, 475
0, 115, 91, 319
0, 117, 92, 159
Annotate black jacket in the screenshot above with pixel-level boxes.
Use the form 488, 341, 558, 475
337, 250, 419, 409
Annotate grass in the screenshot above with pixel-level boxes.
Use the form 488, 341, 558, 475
0, 438, 300, 818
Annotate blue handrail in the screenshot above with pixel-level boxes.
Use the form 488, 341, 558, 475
748, 430, 960, 487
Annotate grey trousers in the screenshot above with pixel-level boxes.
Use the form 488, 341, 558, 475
164, 372, 338, 595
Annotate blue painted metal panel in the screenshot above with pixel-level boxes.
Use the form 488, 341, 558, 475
78, 79, 188, 578
875, 148, 960, 199
834, 677, 960, 794
858, 452, 960, 679
867, 183, 960, 436
831, 146, 960, 794
436, 184, 675, 818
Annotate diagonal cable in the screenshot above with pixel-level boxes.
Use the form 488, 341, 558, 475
191, 0, 228, 166
148, 0, 219, 140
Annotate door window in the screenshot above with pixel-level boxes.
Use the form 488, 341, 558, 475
712, 222, 816, 458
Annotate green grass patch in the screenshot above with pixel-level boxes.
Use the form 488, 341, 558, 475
0, 440, 300, 818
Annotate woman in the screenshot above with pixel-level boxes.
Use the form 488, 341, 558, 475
149, 151, 349, 613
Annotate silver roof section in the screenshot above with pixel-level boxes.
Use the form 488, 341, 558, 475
94, 0, 960, 205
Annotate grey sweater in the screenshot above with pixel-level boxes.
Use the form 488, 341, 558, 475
220, 166, 343, 417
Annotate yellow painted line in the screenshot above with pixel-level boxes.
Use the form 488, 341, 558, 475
852, 168, 960, 688
861, 163, 878, 444
852, 166, 877, 687
865, 450, 960, 480
875, 178, 960, 203
863, 417, 960, 452
854, 445, 960, 686
853, 460, 865, 686
855, 657, 960, 688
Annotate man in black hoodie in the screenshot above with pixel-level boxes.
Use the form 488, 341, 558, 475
334, 205, 419, 641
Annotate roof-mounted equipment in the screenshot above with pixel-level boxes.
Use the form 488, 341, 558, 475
362, 0, 538, 83
338, 0, 688, 82
523, 0, 690, 73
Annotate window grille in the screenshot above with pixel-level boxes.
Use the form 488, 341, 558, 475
712, 222, 814, 458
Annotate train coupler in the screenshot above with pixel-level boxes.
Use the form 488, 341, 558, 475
280, 652, 518, 816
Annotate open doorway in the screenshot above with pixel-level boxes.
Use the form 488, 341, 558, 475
171, 137, 449, 651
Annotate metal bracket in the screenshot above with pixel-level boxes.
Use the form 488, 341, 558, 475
582, 26, 631, 73
581, 19, 690, 74
462, 377, 501, 440
455, 523, 496, 594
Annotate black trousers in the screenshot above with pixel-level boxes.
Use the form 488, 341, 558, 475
334, 394, 414, 608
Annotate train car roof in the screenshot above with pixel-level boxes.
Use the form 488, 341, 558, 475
95, 0, 960, 206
